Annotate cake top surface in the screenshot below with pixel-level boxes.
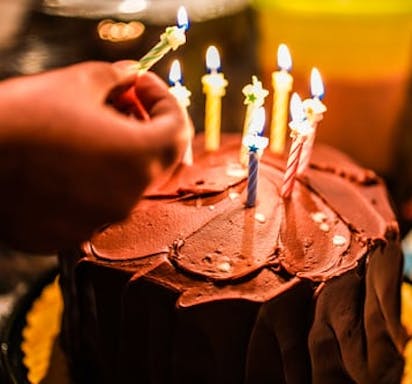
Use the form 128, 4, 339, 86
81, 134, 397, 306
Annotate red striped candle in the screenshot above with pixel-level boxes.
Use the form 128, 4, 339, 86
281, 93, 313, 198
297, 68, 327, 175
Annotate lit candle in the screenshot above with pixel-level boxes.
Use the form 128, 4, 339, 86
168, 59, 194, 165
270, 43, 293, 154
135, 6, 188, 73
298, 68, 327, 175
202, 46, 228, 151
242, 107, 268, 207
240, 76, 269, 165
281, 93, 313, 199
169, 60, 191, 107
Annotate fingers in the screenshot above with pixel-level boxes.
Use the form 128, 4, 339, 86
63, 61, 137, 103
133, 72, 179, 118
70, 64, 189, 173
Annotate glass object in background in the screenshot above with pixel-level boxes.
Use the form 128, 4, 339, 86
253, 0, 412, 175
1, 0, 258, 134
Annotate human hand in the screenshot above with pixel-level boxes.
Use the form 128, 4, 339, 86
0, 61, 188, 253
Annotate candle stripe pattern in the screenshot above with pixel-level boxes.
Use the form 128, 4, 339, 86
138, 39, 170, 73
281, 136, 305, 198
137, 26, 186, 73
297, 131, 316, 175
246, 150, 258, 207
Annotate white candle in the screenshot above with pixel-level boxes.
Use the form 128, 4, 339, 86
281, 93, 313, 198
242, 107, 268, 207
169, 60, 191, 107
168, 59, 194, 165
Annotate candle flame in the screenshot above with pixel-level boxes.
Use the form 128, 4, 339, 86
249, 106, 266, 135
310, 67, 324, 99
177, 6, 189, 30
169, 59, 182, 84
243, 106, 269, 150
206, 45, 221, 72
290, 93, 305, 123
277, 43, 292, 71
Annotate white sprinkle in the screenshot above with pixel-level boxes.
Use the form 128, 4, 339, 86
311, 211, 327, 223
333, 235, 347, 246
229, 191, 240, 201
208, 205, 215, 211
254, 213, 266, 223
217, 262, 231, 273
319, 222, 330, 232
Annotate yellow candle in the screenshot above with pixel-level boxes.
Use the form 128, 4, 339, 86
201, 46, 228, 151
270, 43, 293, 154
240, 76, 269, 165
169, 59, 194, 165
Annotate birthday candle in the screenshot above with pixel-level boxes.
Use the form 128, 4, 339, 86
298, 68, 327, 175
281, 93, 313, 199
168, 60, 194, 165
242, 107, 268, 207
135, 6, 188, 73
270, 44, 293, 154
202, 46, 228, 151
240, 76, 269, 165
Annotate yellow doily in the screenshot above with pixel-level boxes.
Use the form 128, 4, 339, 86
20, 280, 412, 383
21, 278, 63, 384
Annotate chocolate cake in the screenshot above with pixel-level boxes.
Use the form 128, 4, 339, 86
58, 133, 406, 384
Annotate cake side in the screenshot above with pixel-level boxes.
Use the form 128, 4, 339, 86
58, 134, 406, 384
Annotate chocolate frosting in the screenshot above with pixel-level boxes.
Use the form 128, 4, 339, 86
58, 134, 406, 384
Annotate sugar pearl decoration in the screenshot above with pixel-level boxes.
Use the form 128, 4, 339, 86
254, 213, 266, 223
311, 211, 327, 223
217, 262, 231, 273
333, 235, 347, 246
229, 191, 240, 201
320, 223, 330, 232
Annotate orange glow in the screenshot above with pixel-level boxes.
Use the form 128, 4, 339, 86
97, 20, 145, 42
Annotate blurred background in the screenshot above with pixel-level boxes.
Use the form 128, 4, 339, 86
0, 0, 411, 353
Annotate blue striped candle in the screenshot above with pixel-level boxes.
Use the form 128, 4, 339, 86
246, 147, 259, 207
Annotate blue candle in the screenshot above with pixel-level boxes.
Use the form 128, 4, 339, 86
242, 107, 268, 208
246, 146, 259, 207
